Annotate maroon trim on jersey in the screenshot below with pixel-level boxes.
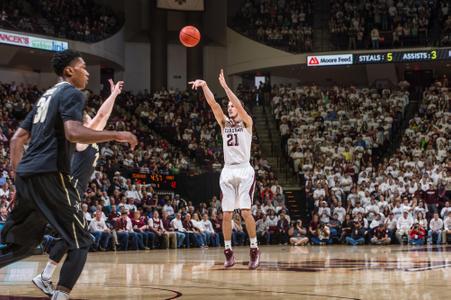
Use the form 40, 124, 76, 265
249, 173, 256, 204
220, 191, 223, 203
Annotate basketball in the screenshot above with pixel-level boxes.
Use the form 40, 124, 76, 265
179, 25, 201, 47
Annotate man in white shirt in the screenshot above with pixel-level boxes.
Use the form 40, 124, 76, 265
163, 201, 175, 217
396, 211, 414, 244
365, 198, 380, 222
201, 213, 219, 246
369, 214, 383, 230
313, 184, 326, 201
0, 177, 9, 199
333, 202, 346, 223
318, 201, 331, 224
428, 213, 443, 245
256, 214, 271, 245
440, 201, 450, 219
392, 201, 403, 220
125, 185, 141, 202
352, 202, 365, 218
82, 204, 92, 222
88, 211, 112, 251
384, 212, 397, 239
170, 213, 187, 248
270, 181, 283, 195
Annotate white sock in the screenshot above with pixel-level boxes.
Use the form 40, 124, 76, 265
224, 240, 232, 250
42, 262, 57, 280
250, 237, 258, 249
52, 291, 70, 300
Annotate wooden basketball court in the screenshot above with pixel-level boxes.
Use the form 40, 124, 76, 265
0, 245, 449, 299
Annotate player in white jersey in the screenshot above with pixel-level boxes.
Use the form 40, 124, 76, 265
189, 69, 260, 270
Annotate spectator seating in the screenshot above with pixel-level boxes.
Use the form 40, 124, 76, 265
230, 0, 314, 53
330, 0, 436, 50
0, 0, 121, 42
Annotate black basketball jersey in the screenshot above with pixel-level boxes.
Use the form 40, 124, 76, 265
71, 143, 99, 194
17, 82, 85, 176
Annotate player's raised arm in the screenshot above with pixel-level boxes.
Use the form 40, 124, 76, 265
189, 79, 226, 127
86, 79, 124, 131
76, 79, 123, 151
218, 69, 252, 128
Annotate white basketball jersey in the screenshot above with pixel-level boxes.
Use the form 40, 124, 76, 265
222, 118, 252, 165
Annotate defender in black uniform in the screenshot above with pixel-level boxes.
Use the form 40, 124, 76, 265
0, 50, 136, 300
32, 79, 124, 297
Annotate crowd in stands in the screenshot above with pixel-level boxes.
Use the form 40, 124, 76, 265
231, 0, 314, 52
1, 77, 449, 251
0, 0, 120, 42
269, 80, 450, 246
330, 0, 437, 50
271, 83, 410, 174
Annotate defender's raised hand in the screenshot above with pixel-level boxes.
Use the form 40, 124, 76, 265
109, 79, 124, 97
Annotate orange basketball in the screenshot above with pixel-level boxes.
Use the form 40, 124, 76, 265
179, 25, 201, 47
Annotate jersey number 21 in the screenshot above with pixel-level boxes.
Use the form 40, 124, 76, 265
227, 134, 239, 146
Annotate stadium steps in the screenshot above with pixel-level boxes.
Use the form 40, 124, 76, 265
253, 106, 299, 189
312, 0, 332, 52
381, 87, 424, 161
285, 191, 302, 220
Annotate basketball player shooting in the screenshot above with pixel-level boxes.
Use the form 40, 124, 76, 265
189, 69, 260, 270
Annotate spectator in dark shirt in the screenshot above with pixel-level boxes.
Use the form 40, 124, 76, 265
424, 185, 438, 217
161, 211, 177, 249
182, 213, 204, 248
345, 222, 365, 246
371, 224, 391, 245
115, 211, 139, 251
276, 213, 289, 245
131, 211, 152, 250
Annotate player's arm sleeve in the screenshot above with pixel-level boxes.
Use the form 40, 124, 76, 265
59, 89, 86, 122
19, 106, 37, 132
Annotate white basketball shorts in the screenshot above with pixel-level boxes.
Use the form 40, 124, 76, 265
219, 162, 256, 212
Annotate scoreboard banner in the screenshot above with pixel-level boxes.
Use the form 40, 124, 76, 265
307, 48, 451, 66
0, 29, 68, 52
131, 172, 177, 190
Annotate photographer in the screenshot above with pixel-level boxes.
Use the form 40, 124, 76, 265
311, 223, 331, 245
408, 222, 426, 245
288, 220, 309, 246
